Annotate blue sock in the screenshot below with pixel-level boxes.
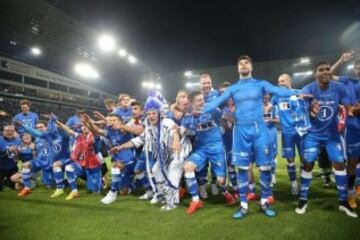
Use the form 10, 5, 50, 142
196, 168, 208, 187
287, 163, 296, 182
260, 170, 271, 204
65, 166, 77, 191
89, 168, 101, 193
185, 171, 199, 201
299, 170, 312, 201
228, 166, 238, 191
53, 166, 64, 189
236, 169, 249, 207
356, 163, 360, 187
211, 170, 217, 184
218, 182, 228, 195
249, 182, 256, 194
334, 170, 348, 202
110, 167, 121, 193
22, 168, 31, 189
271, 158, 277, 175
137, 172, 151, 190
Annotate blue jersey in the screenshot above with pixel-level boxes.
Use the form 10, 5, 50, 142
13, 112, 39, 135
264, 104, 278, 130
0, 136, 21, 170
105, 126, 134, 163
203, 77, 295, 125
23, 117, 65, 167
339, 76, 360, 130
204, 89, 220, 103
112, 107, 132, 124
66, 115, 82, 133
181, 109, 223, 147
270, 89, 301, 132
19, 145, 34, 162
302, 81, 350, 134
221, 106, 234, 151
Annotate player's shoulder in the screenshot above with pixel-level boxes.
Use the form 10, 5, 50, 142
302, 81, 316, 91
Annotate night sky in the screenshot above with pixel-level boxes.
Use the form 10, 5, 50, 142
47, 0, 360, 73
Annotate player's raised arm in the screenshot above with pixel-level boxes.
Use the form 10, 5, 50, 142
262, 81, 296, 98
203, 88, 232, 113
83, 114, 106, 137
15, 121, 46, 139
330, 52, 354, 79
55, 119, 76, 137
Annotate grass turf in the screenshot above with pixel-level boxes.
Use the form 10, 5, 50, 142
1, 145, 360, 240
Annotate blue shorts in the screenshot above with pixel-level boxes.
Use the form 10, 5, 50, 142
134, 151, 155, 172
112, 148, 135, 165
281, 130, 303, 159
267, 127, 278, 158
303, 132, 344, 163
188, 143, 226, 178
345, 128, 360, 157
232, 123, 271, 168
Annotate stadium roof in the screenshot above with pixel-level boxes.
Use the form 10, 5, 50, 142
0, 0, 152, 97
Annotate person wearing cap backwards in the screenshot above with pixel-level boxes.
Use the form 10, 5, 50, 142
113, 92, 191, 211
203, 55, 298, 219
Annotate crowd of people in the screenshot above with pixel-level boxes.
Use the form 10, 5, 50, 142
0, 53, 360, 219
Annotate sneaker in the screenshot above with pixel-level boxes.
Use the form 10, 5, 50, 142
101, 191, 117, 204
17, 188, 32, 197
224, 192, 236, 206
66, 191, 80, 201
232, 193, 239, 201
291, 181, 299, 196
247, 192, 257, 201
179, 187, 187, 199
356, 186, 360, 196
186, 200, 203, 215
139, 191, 153, 200
199, 184, 208, 199
233, 206, 248, 219
295, 199, 308, 214
211, 184, 219, 196
50, 189, 64, 198
339, 201, 358, 218
348, 192, 357, 209
160, 204, 177, 211
267, 196, 275, 204
261, 203, 276, 217
150, 193, 163, 205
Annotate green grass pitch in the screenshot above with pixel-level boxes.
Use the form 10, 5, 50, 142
1, 138, 360, 240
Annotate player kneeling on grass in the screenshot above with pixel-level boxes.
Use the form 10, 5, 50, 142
16, 116, 65, 197
83, 113, 135, 205
181, 91, 236, 215
55, 118, 102, 200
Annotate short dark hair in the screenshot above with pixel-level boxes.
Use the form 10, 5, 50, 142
237, 55, 253, 64
219, 82, 231, 89
131, 101, 144, 110
36, 120, 47, 126
19, 99, 31, 107
354, 59, 360, 67
107, 113, 123, 123
188, 91, 203, 102
313, 61, 330, 72
104, 99, 114, 105
76, 109, 85, 116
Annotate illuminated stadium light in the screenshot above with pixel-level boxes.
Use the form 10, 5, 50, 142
118, 49, 127, 57
98, 34, 116, 52
128, 55, 138, 64
185, 82, 200, 88
155, 84, 162, 90
293, 70, 313, 77
74, 63, 99, 79
347, 64, 354, 70
184, 71, 193, 77
142, 81, 162, 90
300, 58, 311, 64
31, 47, 42, 56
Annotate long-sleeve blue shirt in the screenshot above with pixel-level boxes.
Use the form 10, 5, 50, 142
203, 77, 295, 125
